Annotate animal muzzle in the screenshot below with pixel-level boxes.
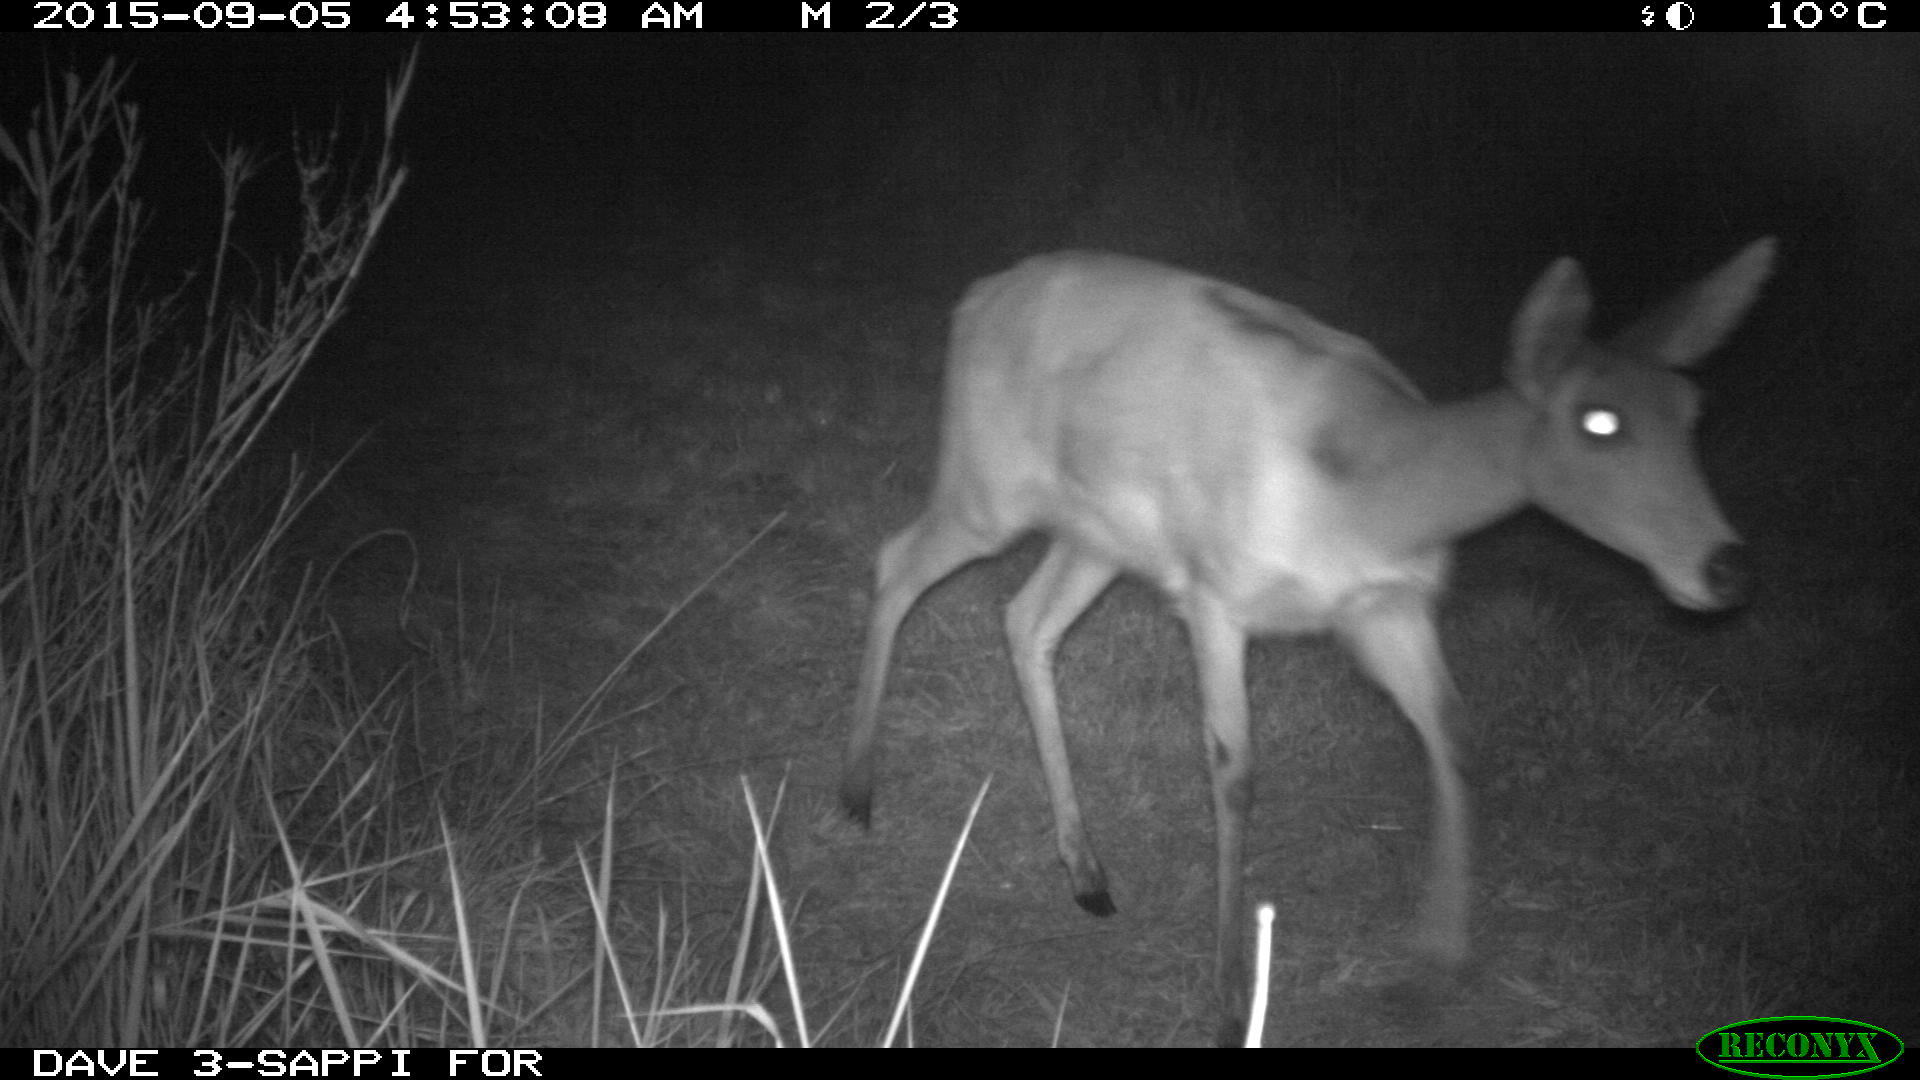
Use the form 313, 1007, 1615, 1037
1698, 541, 1754, 610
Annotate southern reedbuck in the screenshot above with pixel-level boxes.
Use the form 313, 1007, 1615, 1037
841, 239, 1775, 1038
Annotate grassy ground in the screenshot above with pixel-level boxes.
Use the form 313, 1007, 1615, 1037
286, 230, 1919, 1045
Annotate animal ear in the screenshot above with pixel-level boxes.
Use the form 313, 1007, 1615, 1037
1507, 256, 1594, 403
1607, 237, 1777, 370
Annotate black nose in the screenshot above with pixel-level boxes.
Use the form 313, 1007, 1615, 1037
1703, 542, 1753, 609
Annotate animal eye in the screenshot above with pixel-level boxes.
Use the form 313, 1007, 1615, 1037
1579, 406, 1622, 439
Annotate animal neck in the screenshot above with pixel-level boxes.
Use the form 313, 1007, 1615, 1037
1349, 387, 1536, 553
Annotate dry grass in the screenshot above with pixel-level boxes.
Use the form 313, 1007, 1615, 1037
0, 61, 960, 1044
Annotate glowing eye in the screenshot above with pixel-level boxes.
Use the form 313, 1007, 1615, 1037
1580, 407, 1622, 438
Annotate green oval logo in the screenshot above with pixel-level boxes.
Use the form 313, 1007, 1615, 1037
1697, 1017, 1904, 1079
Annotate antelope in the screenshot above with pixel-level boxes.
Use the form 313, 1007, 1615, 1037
840, 239, 1775, 1041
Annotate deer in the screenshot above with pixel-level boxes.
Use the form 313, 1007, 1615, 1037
841, 238, 1775, 1042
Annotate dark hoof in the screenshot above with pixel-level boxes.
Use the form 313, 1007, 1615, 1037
1074, 889, 1116, 918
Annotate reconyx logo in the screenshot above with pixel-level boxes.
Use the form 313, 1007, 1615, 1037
1697, 1017, 1903, 1079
